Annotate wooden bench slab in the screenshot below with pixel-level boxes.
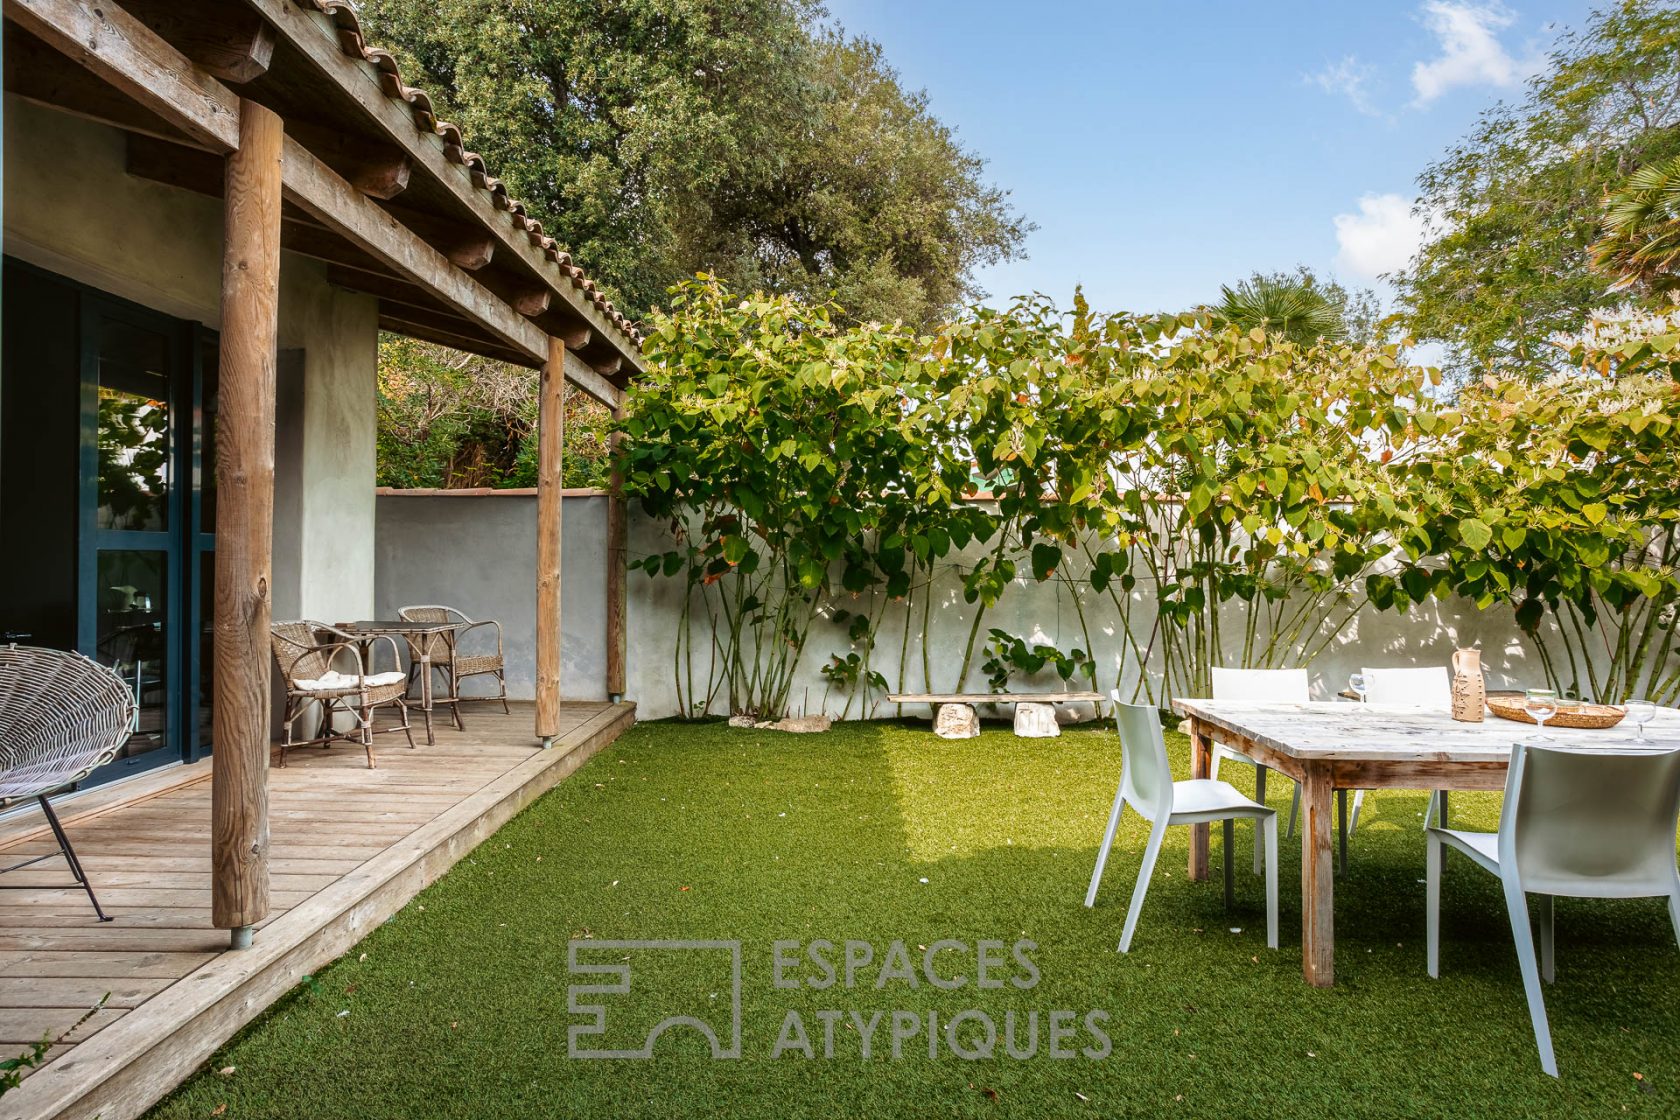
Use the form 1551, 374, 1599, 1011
886, 692, 1103, 705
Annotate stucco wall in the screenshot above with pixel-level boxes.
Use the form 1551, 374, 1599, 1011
3, 96, 379, 622
375, 492, 1573, 721
374, 493, 610, 701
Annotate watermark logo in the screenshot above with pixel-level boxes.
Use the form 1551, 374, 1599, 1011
568, 937, 1110, 1062
567, 939, 743, 1059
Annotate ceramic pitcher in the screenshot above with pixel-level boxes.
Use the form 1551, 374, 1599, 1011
1451, 648, 1485, 723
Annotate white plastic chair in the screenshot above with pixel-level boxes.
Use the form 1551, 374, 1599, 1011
1086, 693, 1278, 952
1207, 667, 1307, 873
1426, 741, 1680, 1077
1347, 665, 1455, 839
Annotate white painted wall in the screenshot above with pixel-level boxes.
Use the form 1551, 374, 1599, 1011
3, 97, 380, 623
375, 493, 1569, 721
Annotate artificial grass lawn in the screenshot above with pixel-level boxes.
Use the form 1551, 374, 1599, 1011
151, 720, 1679, 1118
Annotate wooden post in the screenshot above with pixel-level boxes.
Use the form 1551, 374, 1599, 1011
535, 335, 566, 743
605, 400, 627, 701
211, 98, 283, 944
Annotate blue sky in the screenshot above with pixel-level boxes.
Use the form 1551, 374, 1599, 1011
822, 0, 1592, 314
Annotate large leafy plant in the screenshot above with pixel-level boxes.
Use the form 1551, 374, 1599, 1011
621, 279, 973, 718
1379, 356, 1680, 703
1077, 321, 1432, 700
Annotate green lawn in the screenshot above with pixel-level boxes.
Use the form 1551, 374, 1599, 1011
151, 719, 1679, 1118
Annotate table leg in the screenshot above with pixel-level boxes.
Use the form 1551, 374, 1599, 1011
1301, 764, 1335, 987
1188, 719, 1212, 881
418, 644, 436, 745
445, 631, 465, 731
1337, 789, 1349, 876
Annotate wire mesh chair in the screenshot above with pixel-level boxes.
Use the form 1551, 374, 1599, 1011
397, 605, 509, 716
270, 621, 414, 769
0, 644, 138, 921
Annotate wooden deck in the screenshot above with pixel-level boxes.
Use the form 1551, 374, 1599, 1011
0, 701, 634, 1120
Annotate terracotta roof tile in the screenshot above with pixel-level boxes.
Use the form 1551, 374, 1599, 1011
294, 0, 642, 348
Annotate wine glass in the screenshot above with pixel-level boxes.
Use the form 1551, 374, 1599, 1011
1525, 688, 1559, 736
1624, 699, 1656, 742
1349, 673, 1367, 703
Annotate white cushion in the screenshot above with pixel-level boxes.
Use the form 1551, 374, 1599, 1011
292, 670, 406, 693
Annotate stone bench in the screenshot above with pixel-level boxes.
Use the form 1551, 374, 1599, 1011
885, 692, 1104, 739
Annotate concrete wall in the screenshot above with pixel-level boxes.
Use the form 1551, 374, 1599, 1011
375, 492, 1572, 721
374, 492, 611, 701
3, 97, 380, 623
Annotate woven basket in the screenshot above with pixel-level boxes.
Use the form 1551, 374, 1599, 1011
1487, 695, 1627, 730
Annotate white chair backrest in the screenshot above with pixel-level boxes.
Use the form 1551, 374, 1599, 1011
1501, 742, 1680, 897
1211, 667, 1309, 703
1362, 665, 1451, 709
1110, 691, 1174, 823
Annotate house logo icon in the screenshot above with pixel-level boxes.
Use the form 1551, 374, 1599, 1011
567, 940, 744, 1059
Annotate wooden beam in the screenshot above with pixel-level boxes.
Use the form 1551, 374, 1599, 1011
287, 119, 411, 200
246, 0, 643, 373
19, 0, 618, 399
5, 0, 241, 152
377, 205, 496, 271
326, 264, 455, 317
211, 98, 282, 940
4, 25, 199, 148
562, 346, 621, 410
125, 132, 225, 192
475, 269, 552, 317
606, 399, 628, 700
535, 337, 566, 743
278, 134, 548, 364
375, 313, 537, 371
119, 0, 277, 84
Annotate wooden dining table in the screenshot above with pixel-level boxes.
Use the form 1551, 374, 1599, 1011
1171, 698, 1680, 988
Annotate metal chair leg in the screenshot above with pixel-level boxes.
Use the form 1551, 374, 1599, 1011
1119, 818, 1168, 952
1086, 783, 1126, 908
37, 795, 111, 922
1222, 818, 1235, 911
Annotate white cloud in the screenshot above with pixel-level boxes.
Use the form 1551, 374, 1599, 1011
1334, 193, 1430, 280
1307, 55, 1380, 116
1410, 1, 1538, 105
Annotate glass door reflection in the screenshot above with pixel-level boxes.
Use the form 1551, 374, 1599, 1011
80, 304, 181, 777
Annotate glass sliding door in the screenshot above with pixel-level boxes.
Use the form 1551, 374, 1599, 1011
75, 294, 219, 782
188, 328, 219, 762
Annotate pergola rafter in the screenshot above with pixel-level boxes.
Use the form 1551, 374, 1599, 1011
2, 0, 636, 944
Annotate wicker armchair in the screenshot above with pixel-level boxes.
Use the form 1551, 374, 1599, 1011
0, 644, 137, 921
270, 621, 414, 769
396, 605, 509, 716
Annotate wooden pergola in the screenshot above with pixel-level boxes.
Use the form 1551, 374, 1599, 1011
3, 0, 638, 945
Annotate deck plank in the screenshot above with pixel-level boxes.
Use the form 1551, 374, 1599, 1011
0, 701, 628, 1120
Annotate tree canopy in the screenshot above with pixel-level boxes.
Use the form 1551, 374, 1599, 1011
1393, 0, 1680, 382
355, 0, 1028, 327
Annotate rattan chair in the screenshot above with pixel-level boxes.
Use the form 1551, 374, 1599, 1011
396, 605, 509, 716
0, 644, 137, 921
270, 621, 414, 769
